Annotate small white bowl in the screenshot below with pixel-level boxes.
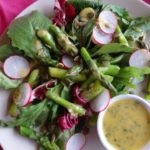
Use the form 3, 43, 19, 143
97, 94, 150, 150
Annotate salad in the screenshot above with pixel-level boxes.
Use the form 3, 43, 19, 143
0, 0, 150, 150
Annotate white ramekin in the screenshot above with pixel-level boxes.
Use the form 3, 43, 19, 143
97, 94, 150, 150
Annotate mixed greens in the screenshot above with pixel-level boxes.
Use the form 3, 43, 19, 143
0, 0, 150, 149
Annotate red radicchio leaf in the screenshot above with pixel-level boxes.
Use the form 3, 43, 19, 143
73, 84, 87, 106
84, 104, 94, 117
0, 145, 3, 150
52, 0, 76, 26
34, 86, 47, 100
33, 80, 56, 100
57, 113, 78, 131
52, 0, 66, 26
58, 0, 66, 10
65, 3, 76, 22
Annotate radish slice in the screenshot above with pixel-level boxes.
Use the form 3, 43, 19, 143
129, 49, 150, 68
90, 89, 110, 112
62, 55, 75, 69
14, 83, 32, 107
98, 10, 117, 34
66, 133, 86, 150
92, 26, 112, 45
4, 55, 30, 79
91, 35, 100, 45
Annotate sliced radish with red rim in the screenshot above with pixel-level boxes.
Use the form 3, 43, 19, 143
66, 133, 86, 150
92, 26, 112, 45
14, 83, 32, 107
98, 10, 118, 34
4, 55, 30, 79
129, 49, 150, 68
90, 89, 110, 112
62, 55, 75, 69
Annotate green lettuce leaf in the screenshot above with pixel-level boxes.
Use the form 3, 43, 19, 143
0, 71, 21, 89
0, 45, 17, 61
124, 17, 150, 40
0, 99, 48, 127
7, 11, 56, 64
104, 4, 129, 18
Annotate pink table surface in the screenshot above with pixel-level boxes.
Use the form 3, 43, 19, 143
0, 0, 150, 35
0, 0, 36, 35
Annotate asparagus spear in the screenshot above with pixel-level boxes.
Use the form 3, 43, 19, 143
37, 30, 61, 55
49, 24, 78, 56
28, 69, 40, 87
8, 103, 18, 117
81, 47, 117, 93
20, 126, 60, 150
98, 65, 120, 76
46, 85, 86, 117
48, 67, 87, 81
35, 40, 58, 66
145, 76, 150, 100
80, 80, 104, 101
115, 25, 129, 46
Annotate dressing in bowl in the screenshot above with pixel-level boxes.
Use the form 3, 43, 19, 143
97, 94, 150, 150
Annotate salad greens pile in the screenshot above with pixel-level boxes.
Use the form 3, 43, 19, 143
0, 0, 150, 149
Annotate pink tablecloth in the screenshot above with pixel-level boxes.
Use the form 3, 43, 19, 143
0, 0, 36, 35
0, 0, 150, 36
144, 0, 150, 4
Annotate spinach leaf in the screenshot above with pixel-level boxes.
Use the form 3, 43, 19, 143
7, 11, 55, 65
0, 71, 21, 89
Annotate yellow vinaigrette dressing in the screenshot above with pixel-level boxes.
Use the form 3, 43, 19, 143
103, 99, 150, 150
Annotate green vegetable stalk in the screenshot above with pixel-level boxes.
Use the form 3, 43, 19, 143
37, 30, 61, 55
8, 103, 18, 117
20, 126, 60, 150
81, 47, 117, 93
46, 86, 86, 117
80, 80, 104, 101
98, 65, 120, 76
49, 24, 78, 56
48, 67, 86, 81
145, 76, 150, 100
27, 69, 40, 87
115, 25, 129, 46
35, 40, 58, 66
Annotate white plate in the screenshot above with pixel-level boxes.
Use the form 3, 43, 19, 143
0, 0, 150, 150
